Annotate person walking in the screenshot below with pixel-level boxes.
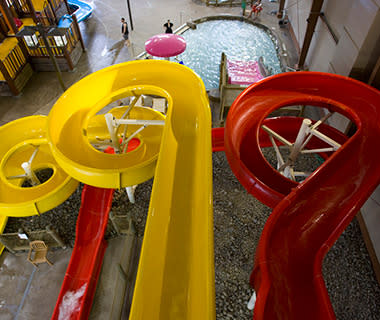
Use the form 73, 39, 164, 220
242, 0, 247, 16
121, 17, 130, 46
163, 19, 173, 33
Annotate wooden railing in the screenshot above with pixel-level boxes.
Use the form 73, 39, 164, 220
0, 39, 32, 95
8, 0, 30, 16
5, 0, 64, 25
39, 1, 56, 26
25, 34, 63, 56
39, 0, 68, 26
65, 18, 80, 52
0, 13, 10, 36
24, 21, 80, 57
47, 0, 63, 11
0, 41, 27, 79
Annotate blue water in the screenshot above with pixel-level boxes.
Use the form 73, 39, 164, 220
177, 19, 282, 89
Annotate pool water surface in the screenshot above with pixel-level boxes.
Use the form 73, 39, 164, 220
177, 19, 282, 89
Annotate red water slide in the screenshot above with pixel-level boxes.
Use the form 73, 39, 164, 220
224, 72, 380, 319
212, 127, 225, 152
51, 185, 114, 320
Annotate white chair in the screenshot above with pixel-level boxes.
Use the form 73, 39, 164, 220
27, 240, 53, 267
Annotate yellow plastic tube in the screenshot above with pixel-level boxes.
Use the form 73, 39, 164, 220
0, 116, 78, 217
129, 62, 214, 319
47, 60, 214, 319
48, 84, 165, 188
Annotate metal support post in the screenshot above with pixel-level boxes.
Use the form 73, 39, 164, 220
126, 0, 134, 31
297, 0, 324, 69
46, 225, 66, 248
37, 24, 66, 91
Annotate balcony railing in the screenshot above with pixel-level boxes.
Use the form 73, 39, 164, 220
0, 38, 27, 79
0, 37, 32, 95
5, 0, 65, 25
23, 23, 80, 57
7, 0, 30, 16
38, 1, 57, 26
48, 0, 63, 11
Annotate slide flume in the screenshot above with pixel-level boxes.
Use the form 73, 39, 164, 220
51, 185, 114, 320
225, 72, 380, 319
128, 61, 214, 319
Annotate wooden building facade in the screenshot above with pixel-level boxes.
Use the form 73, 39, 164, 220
0, 0, 85, 95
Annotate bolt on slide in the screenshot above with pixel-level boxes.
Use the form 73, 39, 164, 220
224, 72, 380, 319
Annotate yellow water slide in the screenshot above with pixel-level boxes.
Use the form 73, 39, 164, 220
0, 116, 78, 216
48, 84, 165, 188
47, 60, 214, 319
0, 116, 78, 253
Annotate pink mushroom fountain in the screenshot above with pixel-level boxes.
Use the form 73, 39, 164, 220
145, 33, 186, 60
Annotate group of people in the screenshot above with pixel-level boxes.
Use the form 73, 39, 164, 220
243, 0, 263, 19
120, 18, 174, 47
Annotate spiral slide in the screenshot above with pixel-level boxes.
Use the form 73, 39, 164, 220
45, 60, 213, 319
225, 72, 380, 319
0, 116, 78, 254
0, 116, 78, 216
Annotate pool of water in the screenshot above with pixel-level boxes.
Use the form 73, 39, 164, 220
177, 19, 282, 89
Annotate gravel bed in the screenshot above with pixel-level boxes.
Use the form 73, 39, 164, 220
5, 185, 83, 247
263, 146, 323, 182
4, 182, 153, 244
111, 179, 153, 237
213, 151, 271, 318
213, 151, 380, 319
4, 151, 380, 319
323, 220, 380, 319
